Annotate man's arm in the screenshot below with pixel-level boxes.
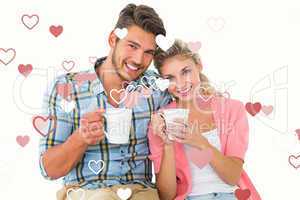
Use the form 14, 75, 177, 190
41, 129, 88, 179
39, 76, 105, 179
41, 109, 106, 179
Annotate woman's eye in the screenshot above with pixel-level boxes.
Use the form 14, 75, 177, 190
182, 69, 191, 75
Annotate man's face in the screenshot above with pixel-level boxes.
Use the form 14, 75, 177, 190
110, 25, 156, 81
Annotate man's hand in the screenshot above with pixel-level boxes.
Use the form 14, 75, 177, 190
78, 108, 106, 145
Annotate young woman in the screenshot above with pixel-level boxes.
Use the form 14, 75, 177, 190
148, 40, 261, 200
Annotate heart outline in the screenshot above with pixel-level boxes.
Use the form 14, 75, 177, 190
21, 14, 39, 30
32, 115, 55, 137
0, 48, 16, 65
88, 160, 105, 174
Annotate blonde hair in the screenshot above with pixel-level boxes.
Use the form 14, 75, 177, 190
153, 39, 215, 96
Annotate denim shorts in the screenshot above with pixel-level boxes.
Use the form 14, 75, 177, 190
186, 193, 237, 200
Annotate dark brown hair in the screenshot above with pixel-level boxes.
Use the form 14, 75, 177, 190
115, 4, 166, 36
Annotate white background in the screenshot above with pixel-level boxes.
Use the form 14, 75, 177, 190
0, 0, 299, 199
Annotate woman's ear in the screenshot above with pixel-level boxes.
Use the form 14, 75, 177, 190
108, 30, 118, 48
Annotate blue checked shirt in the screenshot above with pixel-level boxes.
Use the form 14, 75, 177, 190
39, 58, 172, 189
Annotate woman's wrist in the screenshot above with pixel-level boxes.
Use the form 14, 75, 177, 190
196, 140, 212, 150
164, 143, 174, 151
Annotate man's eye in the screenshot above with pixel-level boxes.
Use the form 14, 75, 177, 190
167, 77, 174, 81
146, 51, 155, 56
129, 44, 138, 49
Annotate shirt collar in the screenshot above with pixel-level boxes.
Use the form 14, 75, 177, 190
89, 56, 160, 95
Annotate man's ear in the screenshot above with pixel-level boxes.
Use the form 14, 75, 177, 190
108, 30, 118, 48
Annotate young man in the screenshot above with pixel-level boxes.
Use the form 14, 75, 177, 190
39, 4, 171, 200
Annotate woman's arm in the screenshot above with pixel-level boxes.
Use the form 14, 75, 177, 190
174, 128, 243, 186
201, 143, 243, 185
148, 113, 177, 200
156, 144, 177, 200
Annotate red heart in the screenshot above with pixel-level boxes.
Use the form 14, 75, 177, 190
32, 115, 55, 137
18, 64, 33, 77
245, 102, 261, 116
235, 188, 251, 200
49, 25, 63, 37
16, 135, 30, 147
56, 83, 72, 99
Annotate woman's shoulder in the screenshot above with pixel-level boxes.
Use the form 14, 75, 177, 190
213, 96, 246, 115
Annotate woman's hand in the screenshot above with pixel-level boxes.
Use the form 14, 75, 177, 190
173, 120, 211, 150
150, 112, 173, 145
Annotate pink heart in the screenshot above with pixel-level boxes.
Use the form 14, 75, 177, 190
49, 25, 63, 37
89, 56, 98, 65
18, 64, 33, 77
234, 188, 251, 200
288, 154, 300, 169
141, 87, 152, 98
0, 48, 16, 65
295, 129, 300, 141
245, 102, 262, 116
21, 14, 39, 30
75, 73, 97, 87
261, 105, 273, 115
124, 91, 140, 108
62, 60, 75, 72
16, 135, 30, 147
56, 83, 72, 99
32, 115, 55, 137
207, 17, 226, 32
187, 41, 201, 53
186, 147, 213, 169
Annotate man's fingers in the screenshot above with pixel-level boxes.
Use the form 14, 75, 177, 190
83, 109, 105, 122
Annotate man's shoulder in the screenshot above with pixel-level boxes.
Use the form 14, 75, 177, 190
53, 69, 94, 84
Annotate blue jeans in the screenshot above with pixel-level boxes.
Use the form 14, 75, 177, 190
186, 193, 237, 200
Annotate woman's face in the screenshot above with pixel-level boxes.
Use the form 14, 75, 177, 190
160, 55, 202, 102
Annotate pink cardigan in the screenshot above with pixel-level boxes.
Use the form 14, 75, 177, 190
148, 97, 261, 200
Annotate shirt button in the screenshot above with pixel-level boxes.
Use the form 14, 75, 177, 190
121, 150, 124, 154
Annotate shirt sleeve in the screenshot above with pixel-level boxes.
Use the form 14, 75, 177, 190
225, 101, 249, 161
38, 75, 74, 179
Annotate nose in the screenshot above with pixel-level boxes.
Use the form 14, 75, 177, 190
175, 77, 187, 89
132, 49, 144, 66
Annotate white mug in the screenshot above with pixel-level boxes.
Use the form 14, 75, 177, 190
103, 108, 132, 144
158, 108, 189, 140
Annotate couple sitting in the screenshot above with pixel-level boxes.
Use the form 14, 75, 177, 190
39, 3, 261, 200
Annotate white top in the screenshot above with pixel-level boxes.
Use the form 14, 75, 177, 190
184, 128, 238, 196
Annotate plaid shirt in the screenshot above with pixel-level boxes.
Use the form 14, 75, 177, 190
38, 59, 171, 189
